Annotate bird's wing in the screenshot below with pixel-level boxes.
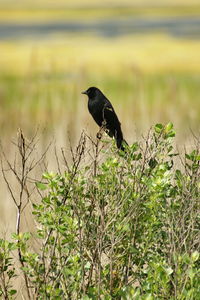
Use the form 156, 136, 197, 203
104, 105, 114, 112
103, 101, 115, 114
103, 102, 121, 125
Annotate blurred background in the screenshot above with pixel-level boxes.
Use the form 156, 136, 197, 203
0, 0, 200, 231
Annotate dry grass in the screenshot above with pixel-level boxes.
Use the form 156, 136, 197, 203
0, 30, 200, 234
1, 34, 200, 75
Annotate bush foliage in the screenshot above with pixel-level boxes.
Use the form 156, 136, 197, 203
0, 123, 199, 299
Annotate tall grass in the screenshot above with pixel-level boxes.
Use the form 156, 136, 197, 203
0, 40, 200, 230
0, 31, 200, 232
0, 68, 199, 141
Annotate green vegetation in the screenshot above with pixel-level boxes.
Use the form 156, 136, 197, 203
0, 0, 200, 143
0, 2, 199, 296
0, 123, 199, 299
0, 67, 199, 142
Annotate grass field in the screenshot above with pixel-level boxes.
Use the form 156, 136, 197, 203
0, 34, 200, 139
0, 2, 200, 234
1, 6, 200, 22
1, 0, 200, 22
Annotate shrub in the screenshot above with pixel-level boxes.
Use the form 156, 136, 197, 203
0, 123, 199, 299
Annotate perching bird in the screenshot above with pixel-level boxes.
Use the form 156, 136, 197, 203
82, 87, 127, 151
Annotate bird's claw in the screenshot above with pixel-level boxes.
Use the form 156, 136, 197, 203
102, 120, 107, 126
96, 132, 102, 139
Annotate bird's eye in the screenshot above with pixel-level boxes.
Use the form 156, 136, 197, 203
88, 89, 95, 97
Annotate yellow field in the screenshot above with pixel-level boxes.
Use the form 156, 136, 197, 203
1, 34, 200, 75
1, 0, 200, 7
0, 1, 200, 235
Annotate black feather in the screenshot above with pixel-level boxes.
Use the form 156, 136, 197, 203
82, 87, 128, 151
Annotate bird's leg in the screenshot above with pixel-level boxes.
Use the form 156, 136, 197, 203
102, 119, 107, 129
96, 130, 102, 140
96, 120, 107, 139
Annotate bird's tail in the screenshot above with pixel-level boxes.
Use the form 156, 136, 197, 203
116, 138, 128, 151
115, 129, 128, 151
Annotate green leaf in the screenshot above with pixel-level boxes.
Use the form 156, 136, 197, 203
149, 158, 158, 169
165, 122, 173, 133
165, 267, 173, 276
131, 153, 142, 161
9, 290, 17, 296
185, 150, 200, 162
85, 262, 91, 270
35, 182, 47, 190
166, 130, 176, 138
130, 142, 139, 152
42, 172, 56, 180
191, 251, 199, 262
144, 294, 153, 300
42, 197, 51, 204
11, 233, 18, 240
155, 123, 164, 133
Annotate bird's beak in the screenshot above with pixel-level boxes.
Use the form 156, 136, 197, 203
81, 90, 87, 95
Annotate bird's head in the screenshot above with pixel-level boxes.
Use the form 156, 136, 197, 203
81, 87, 100, 99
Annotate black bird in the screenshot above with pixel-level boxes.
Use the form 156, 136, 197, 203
82, 87, 127, 150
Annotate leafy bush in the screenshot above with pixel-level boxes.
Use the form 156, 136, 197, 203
0, 123, 199, 299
